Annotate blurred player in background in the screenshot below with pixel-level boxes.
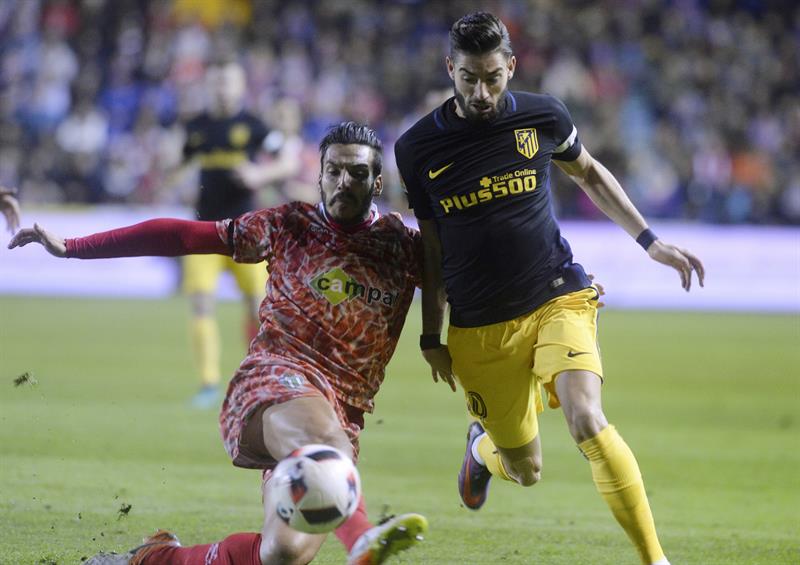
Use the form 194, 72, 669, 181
11, 122, 426, 565
0, 187, 21, 233
262, 97, 309, 205
177, 60, 301, 408
396, 12, 705, 565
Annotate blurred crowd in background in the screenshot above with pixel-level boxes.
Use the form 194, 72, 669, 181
1, 0, 798, 224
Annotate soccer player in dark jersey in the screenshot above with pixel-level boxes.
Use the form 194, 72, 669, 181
0, 186, 20, 233
10, 123, 426, 565
180, 60, 301, 409
395, 12, 704, 565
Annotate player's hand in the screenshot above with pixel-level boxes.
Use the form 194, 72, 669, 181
7, 223, 67, 257
587, 273, 606, 308
0, 186, 21, 233
647, 240, 705, 291
422, 345, 457, 392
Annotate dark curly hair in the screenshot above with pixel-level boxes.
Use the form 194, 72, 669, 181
449, 12, 512, 58
319, 121, 383, 176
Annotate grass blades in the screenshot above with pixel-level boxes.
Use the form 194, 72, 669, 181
1, 297, 798, 564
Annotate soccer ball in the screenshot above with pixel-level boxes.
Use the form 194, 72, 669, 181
272, 444, 361, 534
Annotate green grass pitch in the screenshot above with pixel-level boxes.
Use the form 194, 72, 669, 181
1, 296, 798, 564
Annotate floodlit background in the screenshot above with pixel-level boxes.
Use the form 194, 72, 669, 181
0, 0, 798, 309
1, 0, 798, 221
0, 1, 798, 564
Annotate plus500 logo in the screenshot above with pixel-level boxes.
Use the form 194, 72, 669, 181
440, 169, 536, 214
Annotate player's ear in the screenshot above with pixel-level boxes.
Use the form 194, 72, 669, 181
446, 56, 455, 80
373, 175, 383, 197
507, 55, 516, 80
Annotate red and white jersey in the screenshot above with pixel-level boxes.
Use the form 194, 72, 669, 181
217, 202, 422, 412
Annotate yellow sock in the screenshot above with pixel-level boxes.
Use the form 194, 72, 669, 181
579, 425, 666, 565
190, 316, 220, 386
476, 433, 514, 482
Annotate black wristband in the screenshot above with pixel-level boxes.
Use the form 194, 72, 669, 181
419, 334, 441, 350
636, 228, 658, 251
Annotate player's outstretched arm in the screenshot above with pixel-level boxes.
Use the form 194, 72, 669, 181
0, 187, 21, 234
555, 147, 705, 291
8, 223, 66, 257
233, 135, 303, 191
418, 219, 456, 392
8, 219, 230, 259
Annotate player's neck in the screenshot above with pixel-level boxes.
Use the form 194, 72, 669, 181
453, 99, 466, 120
210, 105, 242, 119
451, 94, 509, 123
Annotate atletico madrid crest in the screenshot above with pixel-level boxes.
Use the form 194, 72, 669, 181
514, 128, 539, 159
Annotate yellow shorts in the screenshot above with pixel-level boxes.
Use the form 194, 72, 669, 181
448, 287, 603, 449
182, 254, 268, 297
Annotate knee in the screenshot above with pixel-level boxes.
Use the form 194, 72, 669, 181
566, 407, 607, 443
191, 293, 214, 316
303, 425, 353, 459
517, 468, 541, 487
506, 456, 542, 487
262, 398, 355, 461
281, 422, 353, 460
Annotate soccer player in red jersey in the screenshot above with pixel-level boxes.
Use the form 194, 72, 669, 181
395, 12, 705, 565
10, 122, 428, 565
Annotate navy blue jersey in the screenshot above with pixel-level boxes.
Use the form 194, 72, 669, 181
395, 91, 592, 327
184, 111, 270, 220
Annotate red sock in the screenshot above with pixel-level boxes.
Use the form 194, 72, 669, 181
334, 496, 372, 551
143, 533, 261, 565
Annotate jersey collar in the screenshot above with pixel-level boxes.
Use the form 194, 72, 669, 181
318, 202, 380, 233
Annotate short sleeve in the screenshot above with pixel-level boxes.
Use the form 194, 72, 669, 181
228, 208, 279, 263
394, 138, 434, 220
549, 96, 582, 162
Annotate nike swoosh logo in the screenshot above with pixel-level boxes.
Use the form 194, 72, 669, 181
567, 351, 590, 358
428, 162, 454, 179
